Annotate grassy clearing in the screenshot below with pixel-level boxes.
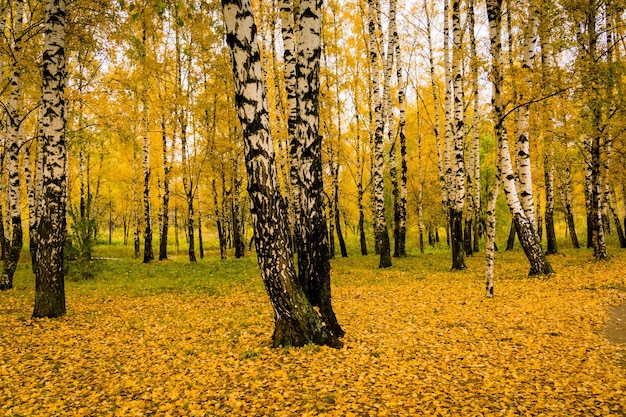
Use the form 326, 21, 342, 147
1, 245, 626, 416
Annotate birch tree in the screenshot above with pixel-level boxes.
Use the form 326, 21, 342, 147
0, 0, 25, 291
32, 0, 68, 318
486, 0, 553, 276
514, 3, 540, 228
221, 0, 342, 348
449, 0, 465, 270
367, 0, 392, 268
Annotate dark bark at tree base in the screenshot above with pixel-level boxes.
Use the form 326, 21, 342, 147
566, 207, 580, 249
272, 312, 343, 349
336, 211, 348, 258
1, 221, 22, 291
513, 214, 553, 276
611, 211, 626, 248
464, 216, 473, 256
359, 214, 367, 256
33, 279, 66, 318
545, 212, 558, 255
506, 221, 516, 251
450, 208, 466, 270
378, 227, 392, 268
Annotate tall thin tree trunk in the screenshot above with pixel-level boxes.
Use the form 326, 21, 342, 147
367, 0, 392, 268
487, 0, 553, 276
159, 115, 171, 261
450, 0, 466, 270
141, 103, 154, 263
514, 4, 539, 229
232, 158, 245, 258
33, 0, 67, 318
544, 149, 558, 254
425, 3, 447, 244
470, 0, 481, 254
0, 147, 6, 262
1, 0, 25, 291
559, 161, 580, 249
485, 158, 502, 298
212, 179, 226, 260
198, 190, 204, 259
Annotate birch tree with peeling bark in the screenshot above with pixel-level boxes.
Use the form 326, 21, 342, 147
514, 3, 540, 229
221, 0, 342, 348
0, 0, 25, 291
367, 0, 392, 268
33, 0, 68, 318
449, 0, 466, 270
486, 0, 553, 276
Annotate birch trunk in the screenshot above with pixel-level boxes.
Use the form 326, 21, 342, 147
544, 148, 558, 254
470, 0, 481, 253
389, 0, 407, 257
559, 161, 580, 249
294, 0, 343, 337
450, 0, 465, 270
279, 1, 301, 246
425, 4, 446, 229
0, 146, 6, 262
514, 5, 539, 228
159, 114, 171, 260
222, 0, 341, 348
212, 179, 226, 260
141, 102, 154, 263
232, 158, 245, 258
367, 0, 392, 268
356, 104, 367, 256
33, 0, 67, 318
0, 0, 25, 291
486, 0, 553, 276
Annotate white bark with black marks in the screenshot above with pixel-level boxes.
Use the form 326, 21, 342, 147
33, 0, 67, 318
367, 0, 391, 268
1, 0, 25, 291
222, 0, 341, 348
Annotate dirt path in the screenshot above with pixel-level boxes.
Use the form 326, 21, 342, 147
604, 303, 626, 344
603, 288, 626, 367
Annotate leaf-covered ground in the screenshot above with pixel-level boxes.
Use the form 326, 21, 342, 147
1, 249, 626, 416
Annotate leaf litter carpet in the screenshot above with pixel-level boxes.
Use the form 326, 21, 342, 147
1, 252, 625, 416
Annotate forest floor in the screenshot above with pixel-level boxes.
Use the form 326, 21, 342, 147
1, 245, 626, 416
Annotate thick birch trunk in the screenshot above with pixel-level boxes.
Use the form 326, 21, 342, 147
33, 0, 67, 318
367, 0, 391, 268
222, 0, 341, 348
450, 0, 465, 270
487, 0, 552, 276
294, 0, 343, 337
514, 5, 539, 228
389, 0, 406, 257
1, 0, 25, 291
470, 0, 481, 254
279, 1, 301, 251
